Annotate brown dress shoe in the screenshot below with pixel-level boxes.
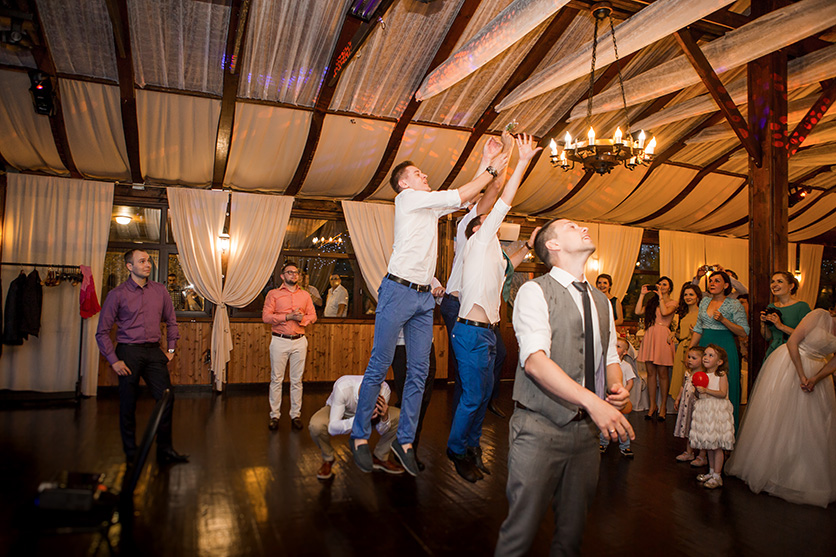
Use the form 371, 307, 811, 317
291, 417, 303, 430
316, 460, 334, 480
268, 418, 279, 430
372, 455, 405, 475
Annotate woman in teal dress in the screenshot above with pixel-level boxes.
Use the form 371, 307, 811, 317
759, 270, 811, 362
690, 271, 749, 430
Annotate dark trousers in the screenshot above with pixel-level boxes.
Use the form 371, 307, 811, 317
115, 343, 175, 457
392, 343, 436, 449
439, 294, 461, 403
492, 328, 507, 401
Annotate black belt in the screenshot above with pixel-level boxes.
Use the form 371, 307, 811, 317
515, 401, 587, 421
272, 333, 304, 340
385, 273, 431, 293
456, 317, 498, 331
124, 342, 160, 348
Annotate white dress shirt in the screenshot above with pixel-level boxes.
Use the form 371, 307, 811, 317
445, 205, 479, 295
458, 198, 510, 324
326, 375, 392, 436
388, 189, 463, 285
513, 267, 619, 387
324, 284, 348, 317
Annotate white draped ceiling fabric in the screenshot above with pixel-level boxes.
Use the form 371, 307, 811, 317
591, 223, 644, 303
167, 188, 292, 390
342, 201, 395, 303
0, 174, 113, 395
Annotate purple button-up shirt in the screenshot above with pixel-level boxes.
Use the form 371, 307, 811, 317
96, 277, 180, 365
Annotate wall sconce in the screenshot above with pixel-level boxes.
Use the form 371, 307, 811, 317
794, 269, 802, 282
218, 232, 230, 253
589, 257, 600, 273
115, 215, 133, 225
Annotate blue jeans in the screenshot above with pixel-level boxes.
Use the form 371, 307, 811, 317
352, 278, 434, 444
599, 432, 631, 451
439, 294, 462, 404
447, 322, 496, 455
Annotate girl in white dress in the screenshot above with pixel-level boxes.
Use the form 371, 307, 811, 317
689, 344, 735, 489
727, 308, 836, 507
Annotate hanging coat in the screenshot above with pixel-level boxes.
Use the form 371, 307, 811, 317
3, 271, 27, 345
20, 269, 43, 337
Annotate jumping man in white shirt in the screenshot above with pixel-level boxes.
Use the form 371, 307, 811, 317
351, 143, 509, 476
447, 134, 540, 483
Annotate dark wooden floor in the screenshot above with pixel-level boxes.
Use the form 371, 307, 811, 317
1, 383, 834, 556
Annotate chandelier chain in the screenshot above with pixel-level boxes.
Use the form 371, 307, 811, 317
587, 14, 599, 128
609, 15, 632, 138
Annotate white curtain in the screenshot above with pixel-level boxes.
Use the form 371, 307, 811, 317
0, 174, 113, 395
595, 223, 644, 302
660, 230, 710, 293
342, 201, 395, 302
167, 188, 293, 389
788, 243, 825, 308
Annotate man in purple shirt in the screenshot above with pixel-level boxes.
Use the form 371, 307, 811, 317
96, 249, 187, 465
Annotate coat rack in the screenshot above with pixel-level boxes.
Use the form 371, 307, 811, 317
0, 262, 86, 401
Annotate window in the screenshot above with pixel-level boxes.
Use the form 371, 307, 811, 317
104, 200, 209, 317
230, 216, 375, 319
815, 246, 836, 309
622, 233, 660, 324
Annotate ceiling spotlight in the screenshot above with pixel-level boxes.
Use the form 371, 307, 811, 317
788, 184, 812, 208
28, 70, 54, 115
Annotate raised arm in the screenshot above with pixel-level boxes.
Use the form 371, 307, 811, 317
500, 133, 540, 207
456, 151, 509, 205
475, 132, 514, 215
508, 227, 540, 269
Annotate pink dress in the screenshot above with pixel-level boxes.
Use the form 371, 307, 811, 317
637, 307, 675, 366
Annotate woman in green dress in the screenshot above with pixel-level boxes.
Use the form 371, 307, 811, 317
670, 283, 702, 399
759, 270, 811, 362
690, 271, 749, 430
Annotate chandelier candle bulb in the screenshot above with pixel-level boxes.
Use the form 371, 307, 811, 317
550, 138, 558, 156
613, 127, 622, 145
587, 128, 595, 147
645, 137, 656, 156
637, 130, 646, 149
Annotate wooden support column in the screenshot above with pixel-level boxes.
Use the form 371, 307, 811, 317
747, 0, 790, 379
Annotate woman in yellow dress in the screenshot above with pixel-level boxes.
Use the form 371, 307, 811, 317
670, 283, 702, 399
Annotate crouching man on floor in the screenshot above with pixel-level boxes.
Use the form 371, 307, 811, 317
309, 375, 404, 480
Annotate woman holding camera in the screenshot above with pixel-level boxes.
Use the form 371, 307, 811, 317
636, 276, 677, 421
690, 271, 750, 430
760, 271, 811, 362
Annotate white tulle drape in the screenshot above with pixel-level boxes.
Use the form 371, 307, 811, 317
167, 189, 292, 389
342, 201, 395, 302
0, 174, 112, 395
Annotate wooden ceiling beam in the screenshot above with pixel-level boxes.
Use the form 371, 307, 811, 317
351, 0, 484, 202
626, 144, 743, 225
211, 0, 251, 189
788, 79, 836, 157
438, 8, 581, 192
675, 28, 761, 164
105, 0, 143, 184
21, 0, 81, 179
532, 169, 594, 216
284, 2, 395, 197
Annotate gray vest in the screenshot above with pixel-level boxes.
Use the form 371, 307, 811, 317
512, 274, 611, 427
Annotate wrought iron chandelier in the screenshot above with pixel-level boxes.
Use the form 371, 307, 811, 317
550, 2, 656, 175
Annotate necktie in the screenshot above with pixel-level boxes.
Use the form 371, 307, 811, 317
572, 281, 596, 392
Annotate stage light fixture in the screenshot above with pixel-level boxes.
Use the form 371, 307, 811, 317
28, 70, 54, 115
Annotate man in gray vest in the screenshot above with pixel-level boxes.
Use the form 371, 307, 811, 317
495, 219, 634, 556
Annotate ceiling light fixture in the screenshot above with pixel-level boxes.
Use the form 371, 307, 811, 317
550, 3, 656, 175
114, 215, 132, 226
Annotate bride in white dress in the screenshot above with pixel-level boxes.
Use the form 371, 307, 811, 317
727, 308, 836, 508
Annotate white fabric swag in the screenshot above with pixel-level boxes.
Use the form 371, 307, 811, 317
0, 174, 113, 395
342, 201, 395, 303
167, 188, 293, 390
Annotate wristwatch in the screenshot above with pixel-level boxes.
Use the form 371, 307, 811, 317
485, 166, 498, 178
524, 241, 532, 250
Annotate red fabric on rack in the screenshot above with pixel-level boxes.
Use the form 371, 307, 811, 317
79, 265, 101, 318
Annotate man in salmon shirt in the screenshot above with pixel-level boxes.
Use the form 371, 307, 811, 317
262, 261, 317, 431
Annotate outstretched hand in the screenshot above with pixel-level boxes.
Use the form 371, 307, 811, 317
589, 392, 635, 443
492, 151, 510, 172
528, 226, 540, 247
516, 133, 542, 162
500, 130, 515, 153
483, 136, 503, 159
